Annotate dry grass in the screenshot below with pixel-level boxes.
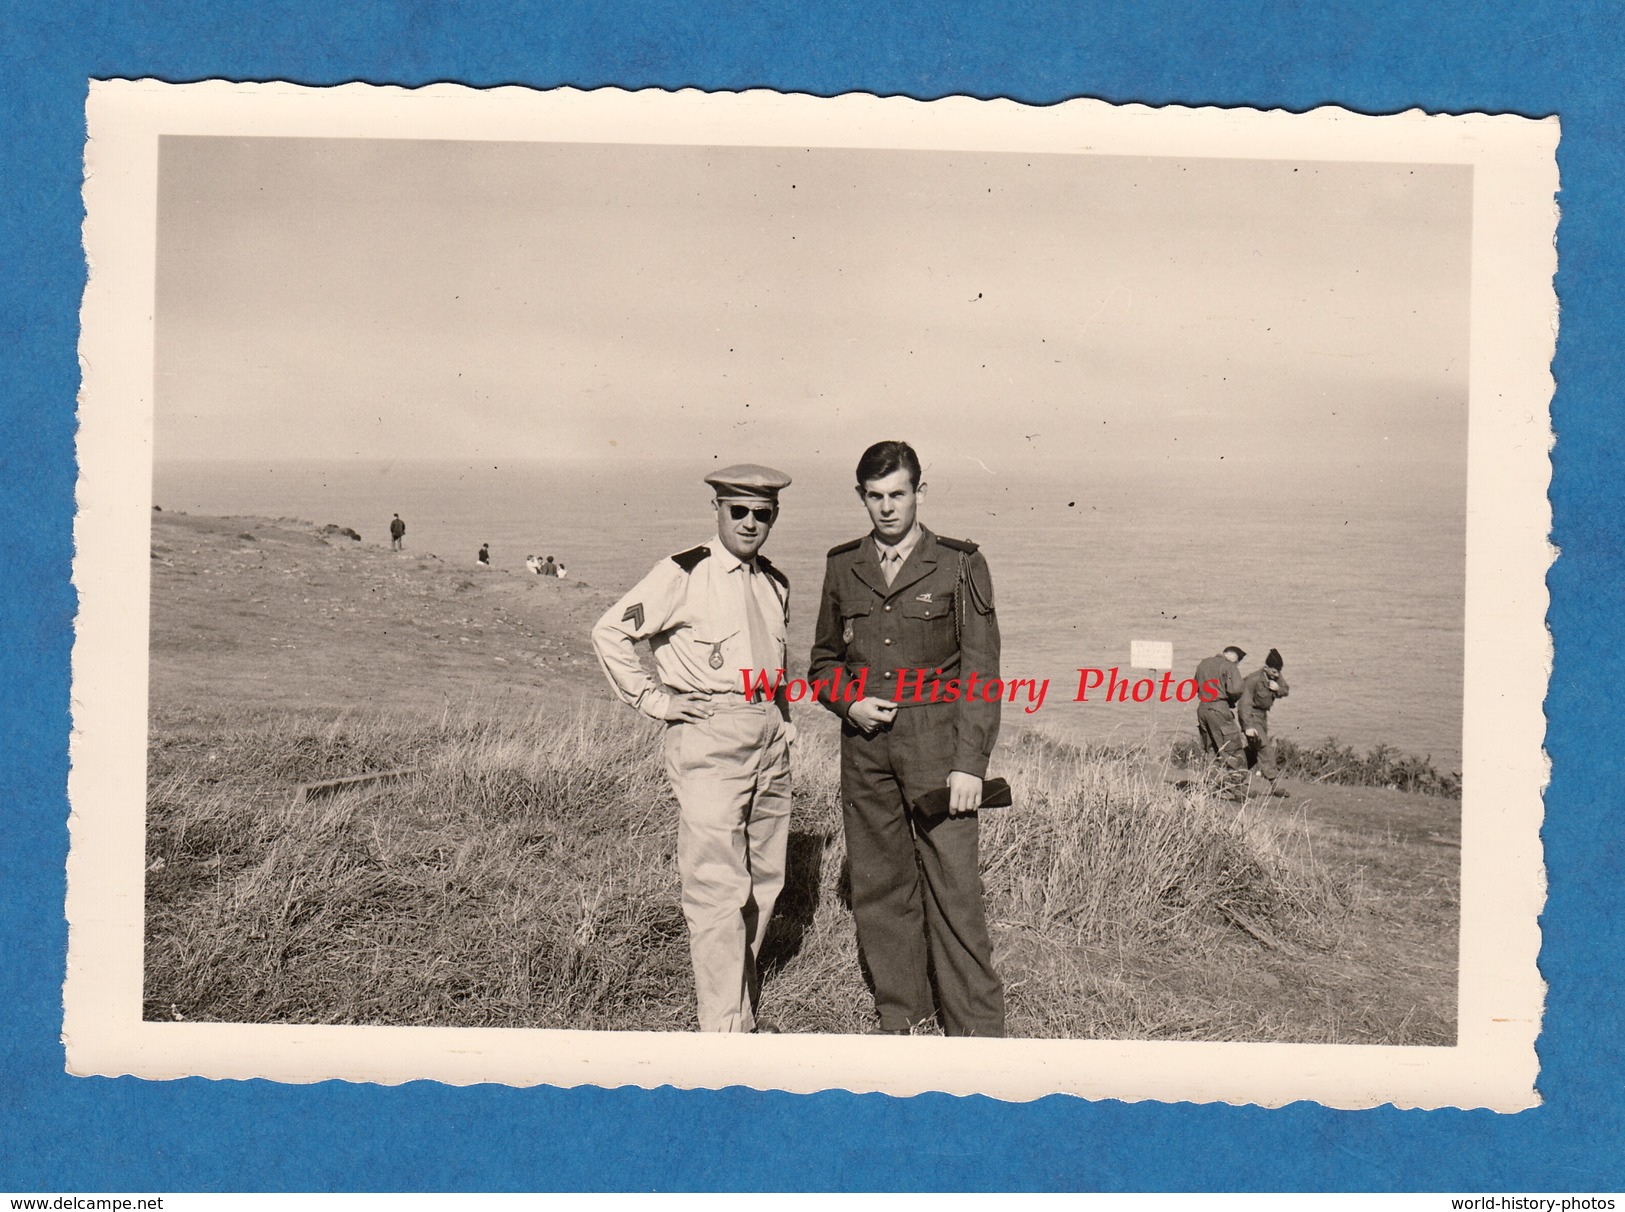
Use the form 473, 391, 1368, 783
142, 512, 1455, 1044
1169, 732, 1462, 799
981, 733, 1355, 1039
145, 703, 1382, 1040
147, 707, 693, 1030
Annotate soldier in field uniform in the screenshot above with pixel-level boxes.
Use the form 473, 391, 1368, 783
807, 440, 1004, 1037
590, 463, 794, 1034
1239, 647, 1292, 798
1193, 644, 1247, 792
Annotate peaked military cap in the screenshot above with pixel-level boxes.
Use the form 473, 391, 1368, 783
1265, 648, 1283, 671
1223, 645, 1247, 659
704, 463, 792, 503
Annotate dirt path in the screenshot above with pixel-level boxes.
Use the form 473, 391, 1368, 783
1254, 778, 1459, 1042
1137, 772, 1460, 1044
150, 511, 615, 719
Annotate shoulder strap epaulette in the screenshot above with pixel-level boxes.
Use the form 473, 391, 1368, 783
935, 535, 980, 554
826, 538, 863, 558
670, 545, 711, 572
755, 553, 790, 588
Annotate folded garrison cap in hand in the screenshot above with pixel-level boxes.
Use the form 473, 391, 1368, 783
912, 776, 1013, 822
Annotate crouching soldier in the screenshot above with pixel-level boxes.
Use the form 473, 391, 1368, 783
1193, 644, 1247, 796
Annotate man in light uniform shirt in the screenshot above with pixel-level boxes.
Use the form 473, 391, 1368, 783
590, 464, 794, 1033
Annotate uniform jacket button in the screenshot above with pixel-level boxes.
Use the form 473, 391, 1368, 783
884, 604, 891, 612
883, 638, 892, 645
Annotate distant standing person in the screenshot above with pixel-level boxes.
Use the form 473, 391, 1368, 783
1239, 648, 1291, 798
389, 513, 406, 551
477, 543, 490, 567
590, 463, 794, 1034
1193, 645, 1247, 793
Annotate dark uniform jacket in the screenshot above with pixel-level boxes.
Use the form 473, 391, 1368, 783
1193, 653, 1244, 708
1237, 668, 1290, 732
807, 527, 1001, 778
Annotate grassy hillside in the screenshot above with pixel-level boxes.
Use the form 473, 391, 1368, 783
144, 512, 1458, 1042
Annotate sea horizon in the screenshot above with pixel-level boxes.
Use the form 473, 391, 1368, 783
152, 453, 1468, 767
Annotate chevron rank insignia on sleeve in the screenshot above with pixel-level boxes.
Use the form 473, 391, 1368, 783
622, 603, 644, 629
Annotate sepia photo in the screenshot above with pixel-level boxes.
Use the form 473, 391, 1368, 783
68, 83, 1555, 1107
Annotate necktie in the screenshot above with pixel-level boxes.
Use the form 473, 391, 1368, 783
743, 565, 778, 694
881, 548, 901, 586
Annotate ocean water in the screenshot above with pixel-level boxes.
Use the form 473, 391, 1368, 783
153, 456, 1466, 767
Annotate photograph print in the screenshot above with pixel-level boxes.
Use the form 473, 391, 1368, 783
69, 84, 1554, 1107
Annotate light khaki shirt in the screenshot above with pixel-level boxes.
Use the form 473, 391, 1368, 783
591, 538, 789, 721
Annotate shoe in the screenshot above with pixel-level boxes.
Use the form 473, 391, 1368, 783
752, 1020, 782, 1034
1269, 782, 1291, 798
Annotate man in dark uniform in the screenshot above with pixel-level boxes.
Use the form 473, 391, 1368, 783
1193, 645, 1247, 792
1239, 647, 1291, 798
389, 513, 406, 551
807, 440, 1004, 1037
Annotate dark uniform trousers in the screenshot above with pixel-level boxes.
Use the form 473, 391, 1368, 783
841, 702, 1004, 1037
1196, 702, 1245, 769
1243, 715, 1282, 779
1192, 654, 1245, 771
809, 527, 1006, 1038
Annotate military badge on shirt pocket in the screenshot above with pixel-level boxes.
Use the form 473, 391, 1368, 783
691, 634, 735, 671
839, 602, 872, 652
901, 595, 953, 661
841, 611, 866, 646
901, 598, 948, 623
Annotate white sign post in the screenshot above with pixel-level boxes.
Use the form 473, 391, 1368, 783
1131, 640, 1175, 748
1131, 640, 1174, 671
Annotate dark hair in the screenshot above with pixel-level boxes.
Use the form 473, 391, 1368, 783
855, 440, 922, 490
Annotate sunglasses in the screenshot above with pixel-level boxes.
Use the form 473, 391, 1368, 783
727, 504, 776, 524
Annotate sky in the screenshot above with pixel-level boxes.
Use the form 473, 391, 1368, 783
153, 136, 1472, 471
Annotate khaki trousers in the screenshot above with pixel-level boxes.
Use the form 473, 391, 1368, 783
662, 702, 792, 1032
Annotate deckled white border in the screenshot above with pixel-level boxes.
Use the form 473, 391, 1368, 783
69, 81, 1556, 1108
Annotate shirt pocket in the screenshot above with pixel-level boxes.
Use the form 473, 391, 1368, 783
686, 633, 738, 674
838, 602, 874, 660
900, 595, 955, 664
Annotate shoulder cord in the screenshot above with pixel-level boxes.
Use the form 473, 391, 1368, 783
953, 551, 968, 647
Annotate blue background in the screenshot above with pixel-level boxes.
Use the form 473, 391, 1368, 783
3, 1, 1619, 1192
